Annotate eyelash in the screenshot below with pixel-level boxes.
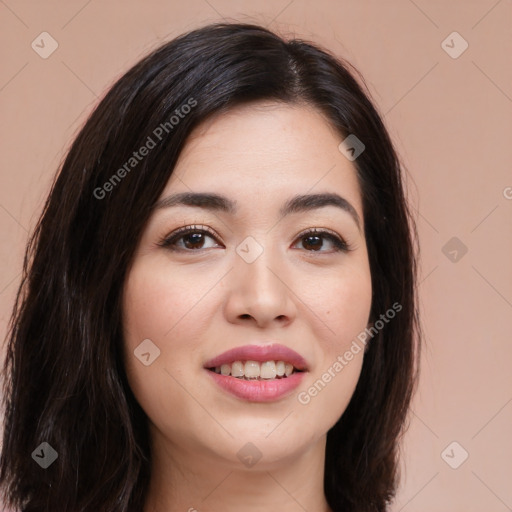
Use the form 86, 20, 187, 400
157, 224, 353, 254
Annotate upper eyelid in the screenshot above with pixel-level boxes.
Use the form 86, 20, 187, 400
166, 224, 343, 239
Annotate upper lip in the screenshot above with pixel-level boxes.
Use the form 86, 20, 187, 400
204, 343, 308, 371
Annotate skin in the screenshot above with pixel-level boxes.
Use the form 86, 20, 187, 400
122, 101, 373, 512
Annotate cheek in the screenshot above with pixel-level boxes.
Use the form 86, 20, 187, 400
296, 352, 364, 431
291, 263, 371, 427
122, 256, 214, 345
120, 262, 210, 436
330, 277, 372, 351
300, 260, 373, 351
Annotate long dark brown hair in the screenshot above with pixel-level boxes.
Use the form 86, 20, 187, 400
0, 22, 421, 512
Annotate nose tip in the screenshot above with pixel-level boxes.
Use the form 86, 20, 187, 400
225, 253, 297, 328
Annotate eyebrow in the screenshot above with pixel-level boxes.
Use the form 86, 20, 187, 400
153, 191, 361, 231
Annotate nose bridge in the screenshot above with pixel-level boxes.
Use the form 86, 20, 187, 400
227, 233, 295, 325
236, 234, 284, 294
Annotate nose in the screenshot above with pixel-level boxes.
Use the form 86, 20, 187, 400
223, 246, 297, 329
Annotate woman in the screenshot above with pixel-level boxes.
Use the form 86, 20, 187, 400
0, 22, 421, 512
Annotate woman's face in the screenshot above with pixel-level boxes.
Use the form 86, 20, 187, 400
122, 101, 372, 470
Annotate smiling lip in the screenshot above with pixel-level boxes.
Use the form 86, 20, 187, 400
205, 370, 306, 402
203, 343, 308, 371
203, 343, 308, 403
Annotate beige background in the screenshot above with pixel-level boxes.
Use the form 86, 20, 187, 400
1, 1, 511, 510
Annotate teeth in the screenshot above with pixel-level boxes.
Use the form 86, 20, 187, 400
211, 360, 299, 379
260, 361, 276, 379
244, 361, 260, 379
231, 361, 244, 377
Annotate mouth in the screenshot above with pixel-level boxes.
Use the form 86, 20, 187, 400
203, 343, 308, 375
203, 343, 308, 402
206, 360, 305, 380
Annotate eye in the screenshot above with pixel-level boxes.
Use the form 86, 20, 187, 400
292, 228, 351, 253
158, 225, 352, 253
158, 225, 221, 251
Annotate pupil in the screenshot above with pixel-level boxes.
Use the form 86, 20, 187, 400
304, 235, 321, 251
184, 233, 204, 249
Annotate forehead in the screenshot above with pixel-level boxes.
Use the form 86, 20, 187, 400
164, 101, 363, 213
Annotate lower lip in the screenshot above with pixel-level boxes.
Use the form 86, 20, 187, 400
205, 369, 306, 402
